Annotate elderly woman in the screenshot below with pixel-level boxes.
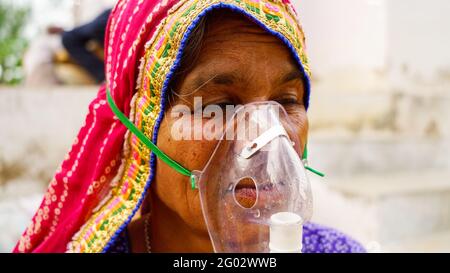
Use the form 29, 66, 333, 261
14, 0, 365, 253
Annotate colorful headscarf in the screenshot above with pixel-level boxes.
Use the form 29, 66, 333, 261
14, 0, 311, 253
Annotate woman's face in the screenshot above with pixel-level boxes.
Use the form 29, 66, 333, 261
153, 12, 308, 237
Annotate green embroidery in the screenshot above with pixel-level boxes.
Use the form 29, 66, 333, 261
128, 188, 136, 201
170, 22, 181, 38
151, 62, 161, 78
162, 43, 172, 58
285, 20, 294, 34
149, 83, 155, 96
99, 220, 109, 231
143, 105, 153, 115
245, 3, 260, 14
182, 3, 197, 16
266, 13, 280, 22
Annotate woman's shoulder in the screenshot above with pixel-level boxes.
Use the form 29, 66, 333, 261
302, 222, 366, 253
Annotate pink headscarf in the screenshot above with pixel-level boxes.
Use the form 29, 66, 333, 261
14, 0, 310, 253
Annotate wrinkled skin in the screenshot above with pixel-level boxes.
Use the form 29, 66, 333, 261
128, 11, 308, 253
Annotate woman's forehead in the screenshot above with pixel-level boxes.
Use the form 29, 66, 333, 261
200, 10, 296, 52
174, 11, 303, 94
205, 10, 280, 40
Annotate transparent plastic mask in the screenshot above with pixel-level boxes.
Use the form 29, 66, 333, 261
192, 101, 313, 253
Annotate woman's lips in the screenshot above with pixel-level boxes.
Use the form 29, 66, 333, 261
235, 188, 257, 208
234, 183, 276, 208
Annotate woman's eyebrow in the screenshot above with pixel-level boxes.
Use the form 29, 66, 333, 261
184, 68, 303, 96
175, 72, 235, 98
279, 69, 304, 85
193, 71, 243, 90
212, 73, 239, 85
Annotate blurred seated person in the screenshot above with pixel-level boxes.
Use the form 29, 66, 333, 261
49, 9, 112, 84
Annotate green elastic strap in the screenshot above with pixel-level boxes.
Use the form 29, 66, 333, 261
106, 88, 196, 189
302, 145, 325, 177
108, 87, 323, 189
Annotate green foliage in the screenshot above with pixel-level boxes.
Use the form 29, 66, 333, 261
0, 3, 29, 85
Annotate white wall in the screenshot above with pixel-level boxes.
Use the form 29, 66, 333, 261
294, 0, 387, 80
2, 0, 117, 38
387, 0, 450, 85
294, 0, 450, 88
75, 0, 116, 25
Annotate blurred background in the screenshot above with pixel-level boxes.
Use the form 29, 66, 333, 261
0, 0, 449, 252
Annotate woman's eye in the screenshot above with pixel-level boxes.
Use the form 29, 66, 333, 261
217, 102, 235, 109
191, 101, 233, 113
276, 98, 301, 106
204, 101, 234, 110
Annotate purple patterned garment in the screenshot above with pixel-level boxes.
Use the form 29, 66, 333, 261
302, 223, 366, 253
107, 222, 366, 253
